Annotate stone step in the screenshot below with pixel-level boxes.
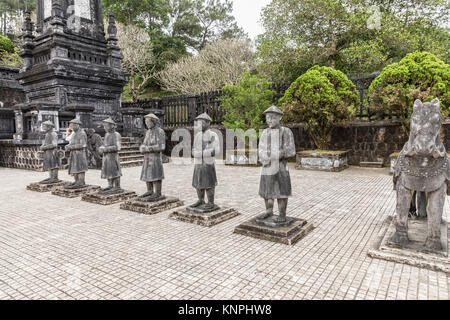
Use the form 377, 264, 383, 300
360, 161, 384, 168
120, 160, 144, 168
120, 155, 144, 162
119, 150, 141, 156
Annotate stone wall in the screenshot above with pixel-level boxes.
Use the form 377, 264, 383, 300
0, 141, 69, 171
164, 119, 450, 166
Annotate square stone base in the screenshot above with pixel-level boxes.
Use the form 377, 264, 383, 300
81, 190, 137, 205
120, 197, 184, 215
26, 181, 70, 192
51, 185, 101, 198
296, 150, 349, 172
169, 207, 240, 227
234, 217, 314, 245
368, 216, 450, 274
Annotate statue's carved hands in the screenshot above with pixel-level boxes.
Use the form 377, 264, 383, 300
99, 146, 106, 155
140, 145, 151, 153
65, 144, 71, 152
203, 148, 215, 158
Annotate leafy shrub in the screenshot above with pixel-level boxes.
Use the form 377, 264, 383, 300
0, 35, 15, 54
369, 51, 450, 128
220, 72, 274, 139
280, 65, 358, 149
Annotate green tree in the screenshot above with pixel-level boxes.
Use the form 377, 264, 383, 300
368, 51, 450, 131
256, 0, 449, 83
220, 72, 274, 137
280, 66, 359, 149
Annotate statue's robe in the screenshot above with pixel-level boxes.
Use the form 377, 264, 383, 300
140, 127, 165, 182
88, 133, 103, 168
192, 129, 219, 190
42, 131, 60, 171
258, 126, 296, 199
68, 129, 88, 175
101, 131, 122, 180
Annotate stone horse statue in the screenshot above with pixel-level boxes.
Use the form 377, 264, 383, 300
391, 98, 450, 252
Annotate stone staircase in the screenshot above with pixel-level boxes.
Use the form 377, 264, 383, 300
120, 137, 144, 168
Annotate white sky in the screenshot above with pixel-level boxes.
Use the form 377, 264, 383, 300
232, 0, 272, 41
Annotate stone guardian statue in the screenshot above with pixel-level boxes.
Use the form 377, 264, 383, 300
257, 106, 296, 225
39, 120, 61, 184
64, 118, 89, 189
138, 113, 166, 202
98, 118, 123, 195
189, 113, 220, 212
391, 99, 450, 252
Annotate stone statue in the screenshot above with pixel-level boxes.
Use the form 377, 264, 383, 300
98, 118, 123, 195
257, 106, 296, 225
39, 120, 61, 184
87, 128, 103, 169
188, 113, 220, 213
64, 118, 89, 189
391, 99, 450, 252
138, 113, 166, 202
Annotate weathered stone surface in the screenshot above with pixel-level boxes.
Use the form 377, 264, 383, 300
169, 207, 240, 227
120, 197, 184, 215
81, 190, 137, 206
296, 150, 349, 172
368, 216, 449, 274
234, 217, 314, 245
360, 161, 384, 168
51, 185, 100, 198
26, 181, 70, 192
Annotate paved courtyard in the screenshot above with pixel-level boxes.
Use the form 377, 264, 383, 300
0, 162, 449, 300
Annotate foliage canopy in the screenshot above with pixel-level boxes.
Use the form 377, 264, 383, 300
280, 66, 359, 149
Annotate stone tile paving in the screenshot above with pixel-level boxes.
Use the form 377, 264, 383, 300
0, 163, 448, 300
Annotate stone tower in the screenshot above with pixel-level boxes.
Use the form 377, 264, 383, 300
14, 0, 127, 140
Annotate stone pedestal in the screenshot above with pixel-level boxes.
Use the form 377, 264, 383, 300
81, 190, 137, 205
234, 217, 314, 245
120, 197, 184, 215
296, 150, 349, 172
26, 181, 70, 192
169, 206, 240, 227
52, 185, 101, 198
368, 216, 449, 273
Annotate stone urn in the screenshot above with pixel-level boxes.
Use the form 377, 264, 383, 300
295, 150, 350, 172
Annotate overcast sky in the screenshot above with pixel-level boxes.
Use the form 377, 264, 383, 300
232, 0, 272, 41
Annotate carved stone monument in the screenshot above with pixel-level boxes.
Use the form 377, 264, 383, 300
369, 99, 450, 273
169, 113, 239, 226
13, 1, 127, 138
121, 114, 183, 214
234, 106, 313, 244
27, 120, 69, 191
52, 118, 100, 197
82, 118, 136, 205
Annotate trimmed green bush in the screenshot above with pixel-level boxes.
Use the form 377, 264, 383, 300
369, 51, 450, 128
0, 35, 15, 54
220, 72, 274, 138
280, 65, 358, 149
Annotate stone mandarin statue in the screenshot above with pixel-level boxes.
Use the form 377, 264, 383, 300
98, 118, 123, 195
64, 118, 89, 189
39, 120, 61, 184
391, 99, 450, 252
257, 106, 296, 224
189, 113, 220, 212
138, 113, 166, 202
